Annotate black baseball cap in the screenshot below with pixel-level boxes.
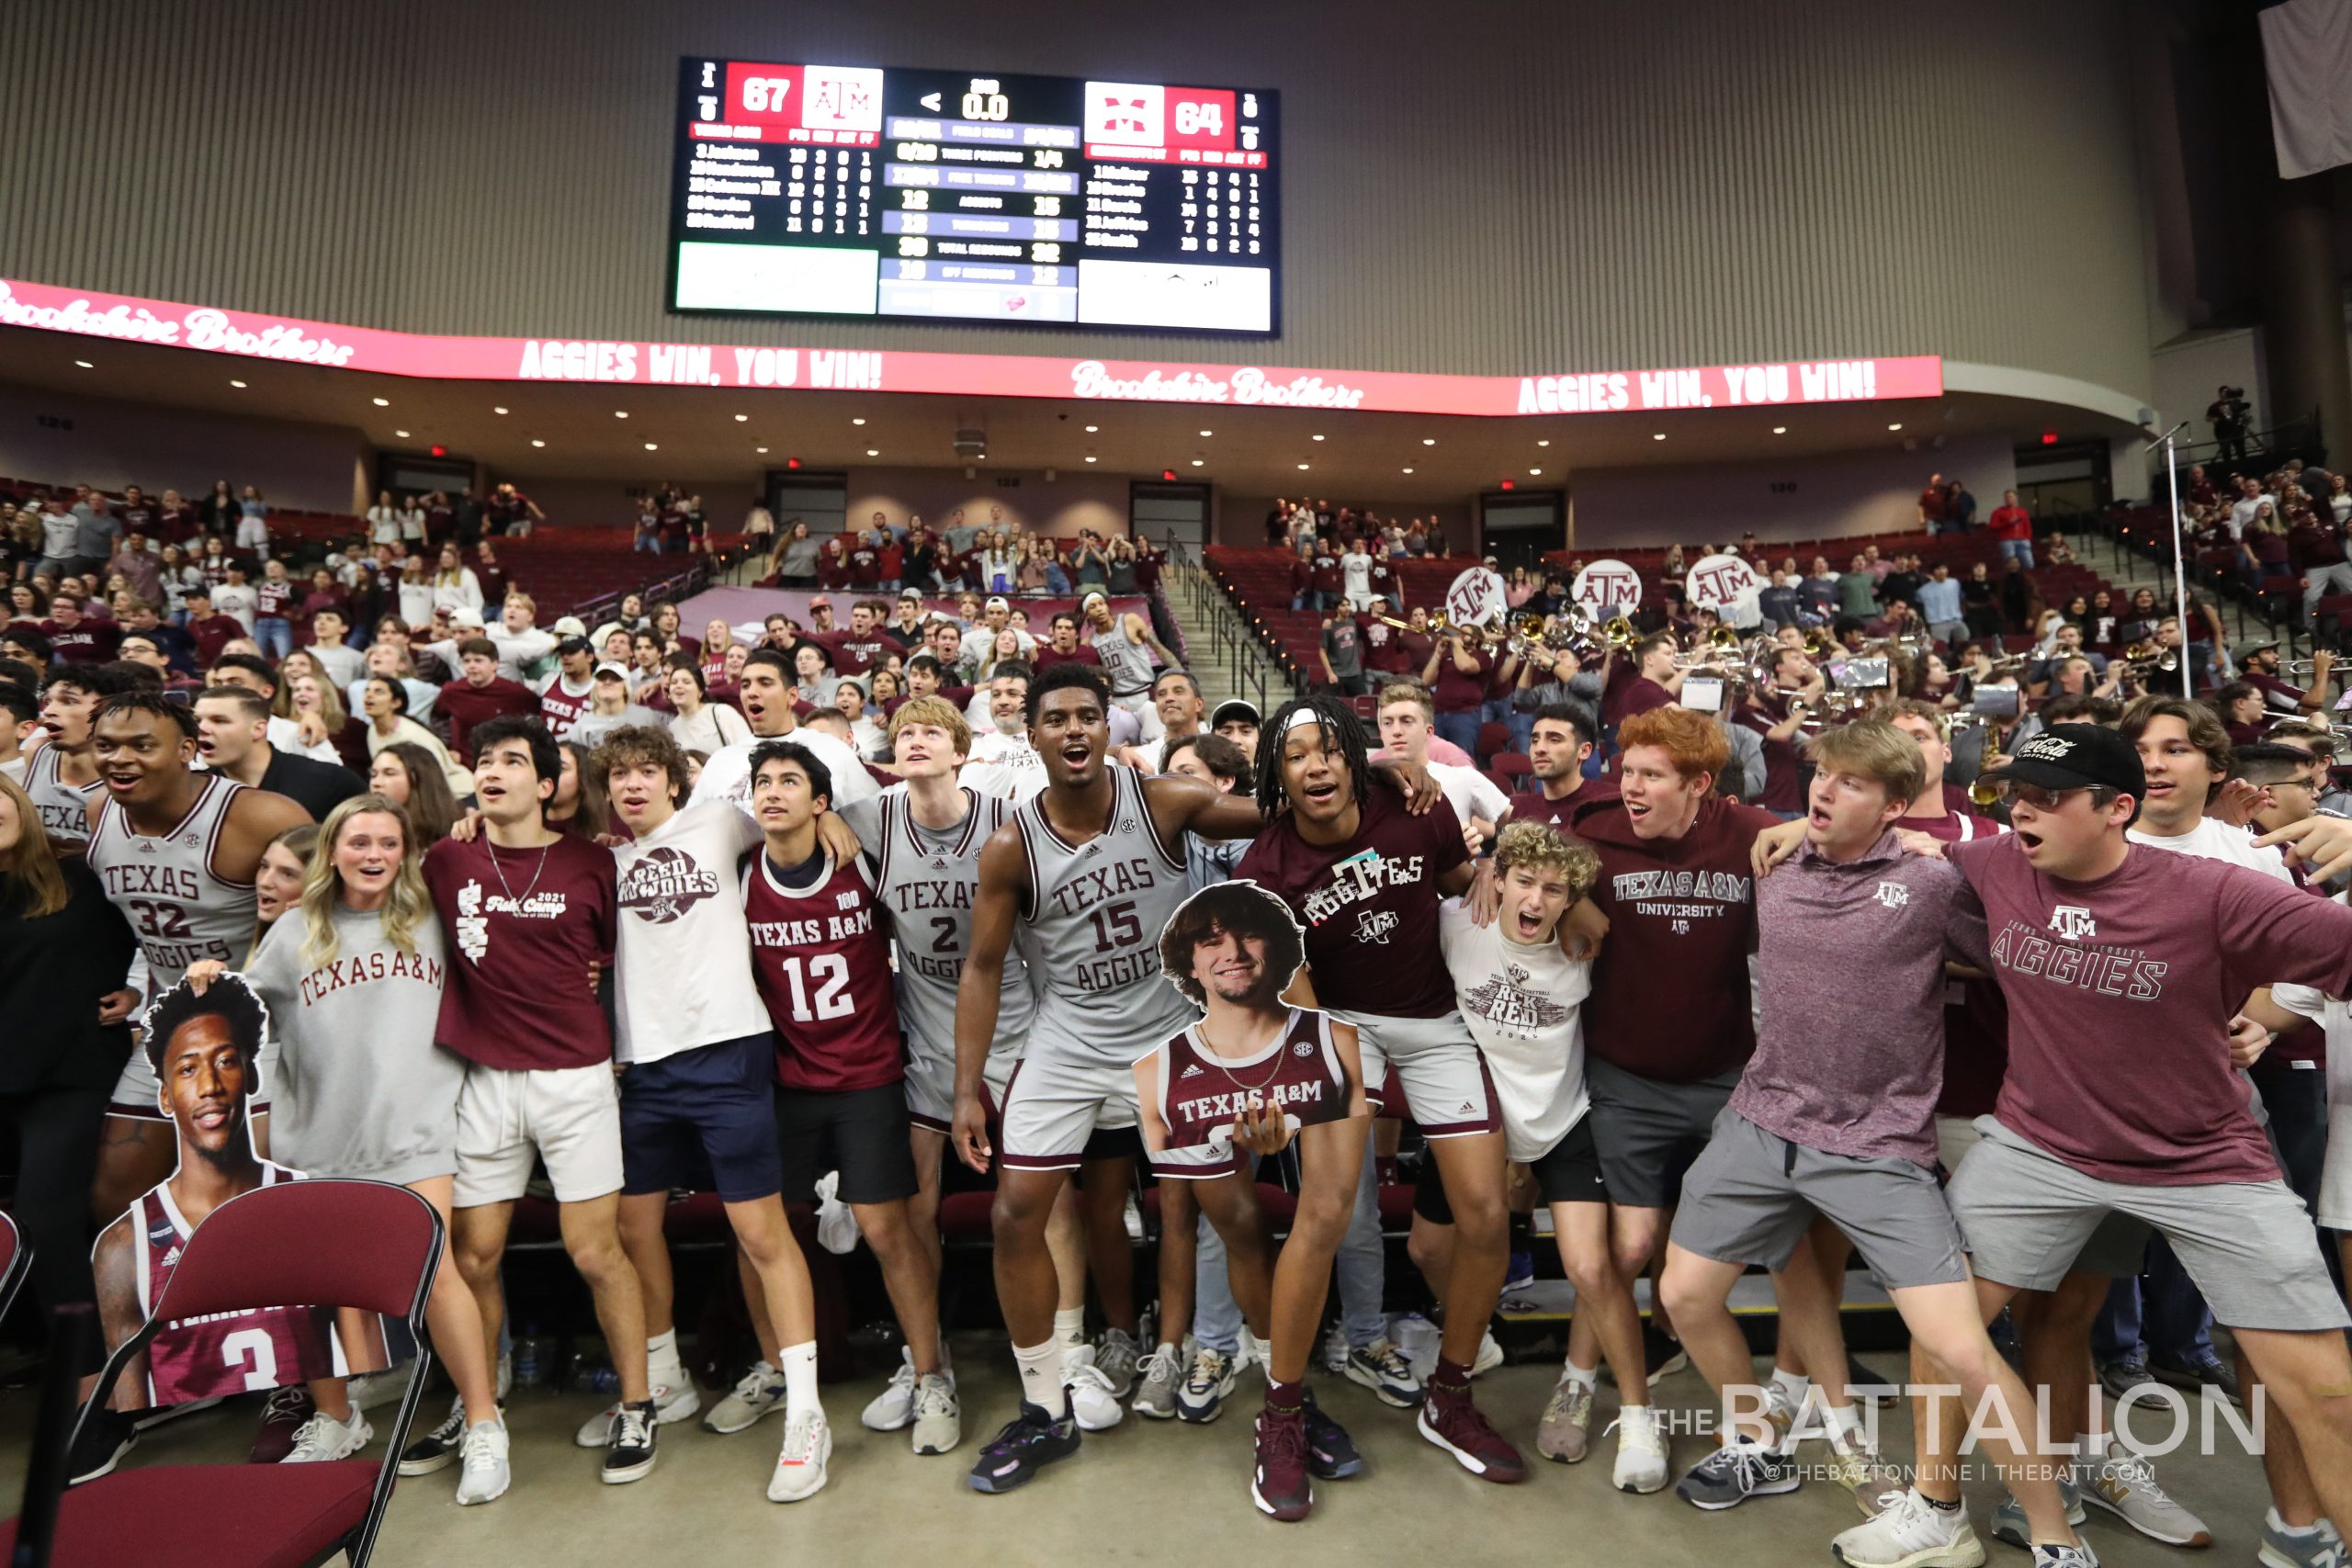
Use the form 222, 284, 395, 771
1981, 724, 2144, 797
557, 636, 594, 657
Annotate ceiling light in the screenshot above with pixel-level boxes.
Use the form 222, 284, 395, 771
1311, 434, 1325, 442
1199, 429, 1213, 437
1536, 439, 1550, 447
614, 410, 628, 419
755, 446, 769, 454
1084, 456, 1097, 463
1402, 467, 1415, 474
1652, 433, 1666, 441
1296, 462, 1309, 470
1421, 437, 1436, 446
1771, 425, 1787, 434
734, 413, 748, 423
394, 430, 410, 438
1530, 468, 1542, 476
73, 359, 93, 368
492, 405, 508, 415
1191, 459, 1204, 468
643, 442, 658, 451
530, 439, 546, 448
1083, 424, 1099, 434
1888, 423, 1903, 432
852, 417, 866, 426
866, 448, 879, 457
229, 378, 247, 389
371, 397, 390, 407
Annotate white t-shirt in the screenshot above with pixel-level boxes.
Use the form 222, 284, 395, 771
687, 726, 880, 847
2267, 960, 2352, 1227
1438, 898, 1592, 1163
608, 799, 771, 1064
1429, 759, 1510, 830
212, 582, 258, 635
2126, 817, 2293, 882
1341, 550, 1373, 605
961, 729, 1048, 803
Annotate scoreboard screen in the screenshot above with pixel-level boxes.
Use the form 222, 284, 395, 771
669, 59, 1280, 334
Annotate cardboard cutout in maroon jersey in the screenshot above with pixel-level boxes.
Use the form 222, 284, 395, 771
92, 975, 390, 1407
1136, 880, 1362, 1176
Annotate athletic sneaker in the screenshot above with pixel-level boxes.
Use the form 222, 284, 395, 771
67, 1409, 137, 1483
284, 1406, 372, 1463
2095, 1350, 2153, 1403
910, 1373, 960, 1455
1417, 1392, 1528, 1483
455, 1418, 511, 1506
575, 1380, 700, 1446
967, 1402, 1080, 1494
601, 1400, 658, 1484
2030, 1549, 2098, 1567
1063, 1344, 1125, 1431
2258, 1510, 2347, 1568
1471, 1327, 1505, 1376
2151, 1350, 2243, 1406
710, 1359, 789, 1435
1536, 1374, 1595, 1463
1131, 1343, 1182, 1420
1608, 1406, 1669, 1494
1300, 1390, 1363, 1479
399, 1398, 468, 1475
1986, 1477, 2086, 1547
343, 1369, 406, 1413
1179, 1346, 1239, 1423
1642, 1319, 1690, 1385
1093, 1327, 1141, 1398
251, 1385, 314, 1462
767, 1410, 831, 1502
1252, 1406, 1314, 1522
1674, 1438, 1799, 1510
2075, 1438, 2211, 1546
1342, 1338, 1422, 1408
1825, 1430, 1883, 1494
1832, 1488, 1987, 1568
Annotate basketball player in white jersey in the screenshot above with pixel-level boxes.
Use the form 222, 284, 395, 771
82, 691, 310, 1220
26, 663, 141, 850
1082, 591, 1176, 738
865, 694, 1107, 1432
952, 663, 1274, 1493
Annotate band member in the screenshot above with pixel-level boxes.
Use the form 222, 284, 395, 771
1135, 881, 1370, 1520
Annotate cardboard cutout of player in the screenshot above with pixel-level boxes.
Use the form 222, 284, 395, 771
90, 974, 387, 1408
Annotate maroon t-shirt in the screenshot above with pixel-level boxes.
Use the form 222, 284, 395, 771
424, 835, 617, 1070
41, 620, 119, 664
1572, 793, 1777, 1082
1901, 796, 2010, 1119
1733, 693, 1803, 812
1430, 648, 1493, 714
1034, 643, 1103, 673
1948, 833, 2352, 1183
254, 579, 296, 619
742, 850, 903, 1092
436, 677, 540, 763
1233, 785, 1470, 1018
186, 614, 244, 668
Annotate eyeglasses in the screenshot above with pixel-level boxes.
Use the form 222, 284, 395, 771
1993, 781, 2097, 811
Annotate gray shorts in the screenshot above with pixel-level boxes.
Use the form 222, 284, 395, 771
1936, 1113, 2145, 1279
1586, 1055, 1739, 1210
1671, 1111, 1970, 1289
1948, 1117, 2350, 1332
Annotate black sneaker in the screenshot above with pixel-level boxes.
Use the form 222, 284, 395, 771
1674, 1438, 1800, 1510
601, 1399, 658, 1484
1300, 1390, 1363, 1480
1642, 1320, 1689, 1386
399, 1398, 467, 1477
966, 1401, 1080, 1494
69, 1408, 138, 1483
1847, 1352, 1900, 1408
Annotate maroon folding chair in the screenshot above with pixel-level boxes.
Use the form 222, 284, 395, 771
2, 1179, 442, 1568
0, 1211, 27, 1326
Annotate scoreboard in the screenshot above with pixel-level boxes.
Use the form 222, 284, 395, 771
669, 59, 1280, 334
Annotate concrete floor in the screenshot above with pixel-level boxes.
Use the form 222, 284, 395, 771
6, 1338, 2279, 1565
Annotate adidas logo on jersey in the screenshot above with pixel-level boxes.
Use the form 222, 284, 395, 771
932, 858, 949, 870
1180, 1063, 1204, 1078
161, 1244, 181, 1269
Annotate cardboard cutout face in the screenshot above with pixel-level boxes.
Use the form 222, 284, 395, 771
1134, 881, 1363, 1173
93, 975, 390, 1408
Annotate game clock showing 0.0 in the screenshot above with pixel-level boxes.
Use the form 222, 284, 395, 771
669, 58, 1281, 334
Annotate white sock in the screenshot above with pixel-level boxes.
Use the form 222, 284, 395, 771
1053, 1307, 1086, 1346
1770, 1367, 1810, 1405
1563, 1359, 1599, 1388
779, 1341, 821, 1419
2266, 1507, 2323, 1539
2075, 1429, 2108, 1463
1015, 1338, 1069, 1417
648, 1327, 684, 1382
1825, 1404, 1863, 1445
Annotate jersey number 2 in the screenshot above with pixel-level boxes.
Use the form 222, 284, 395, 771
220, 1326, 279, 1391
775, 954, 854, 1021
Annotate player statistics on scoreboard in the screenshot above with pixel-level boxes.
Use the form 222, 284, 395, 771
669, 59, 1280, 334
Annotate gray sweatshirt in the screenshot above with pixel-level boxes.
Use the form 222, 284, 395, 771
243, 904, 465, 1186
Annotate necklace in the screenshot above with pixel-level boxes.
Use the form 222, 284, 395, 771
1200, 1021, 1289, 1096
486, 836, 553, 908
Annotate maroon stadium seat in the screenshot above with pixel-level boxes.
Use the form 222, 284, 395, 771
1476, 722, 1510, 761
